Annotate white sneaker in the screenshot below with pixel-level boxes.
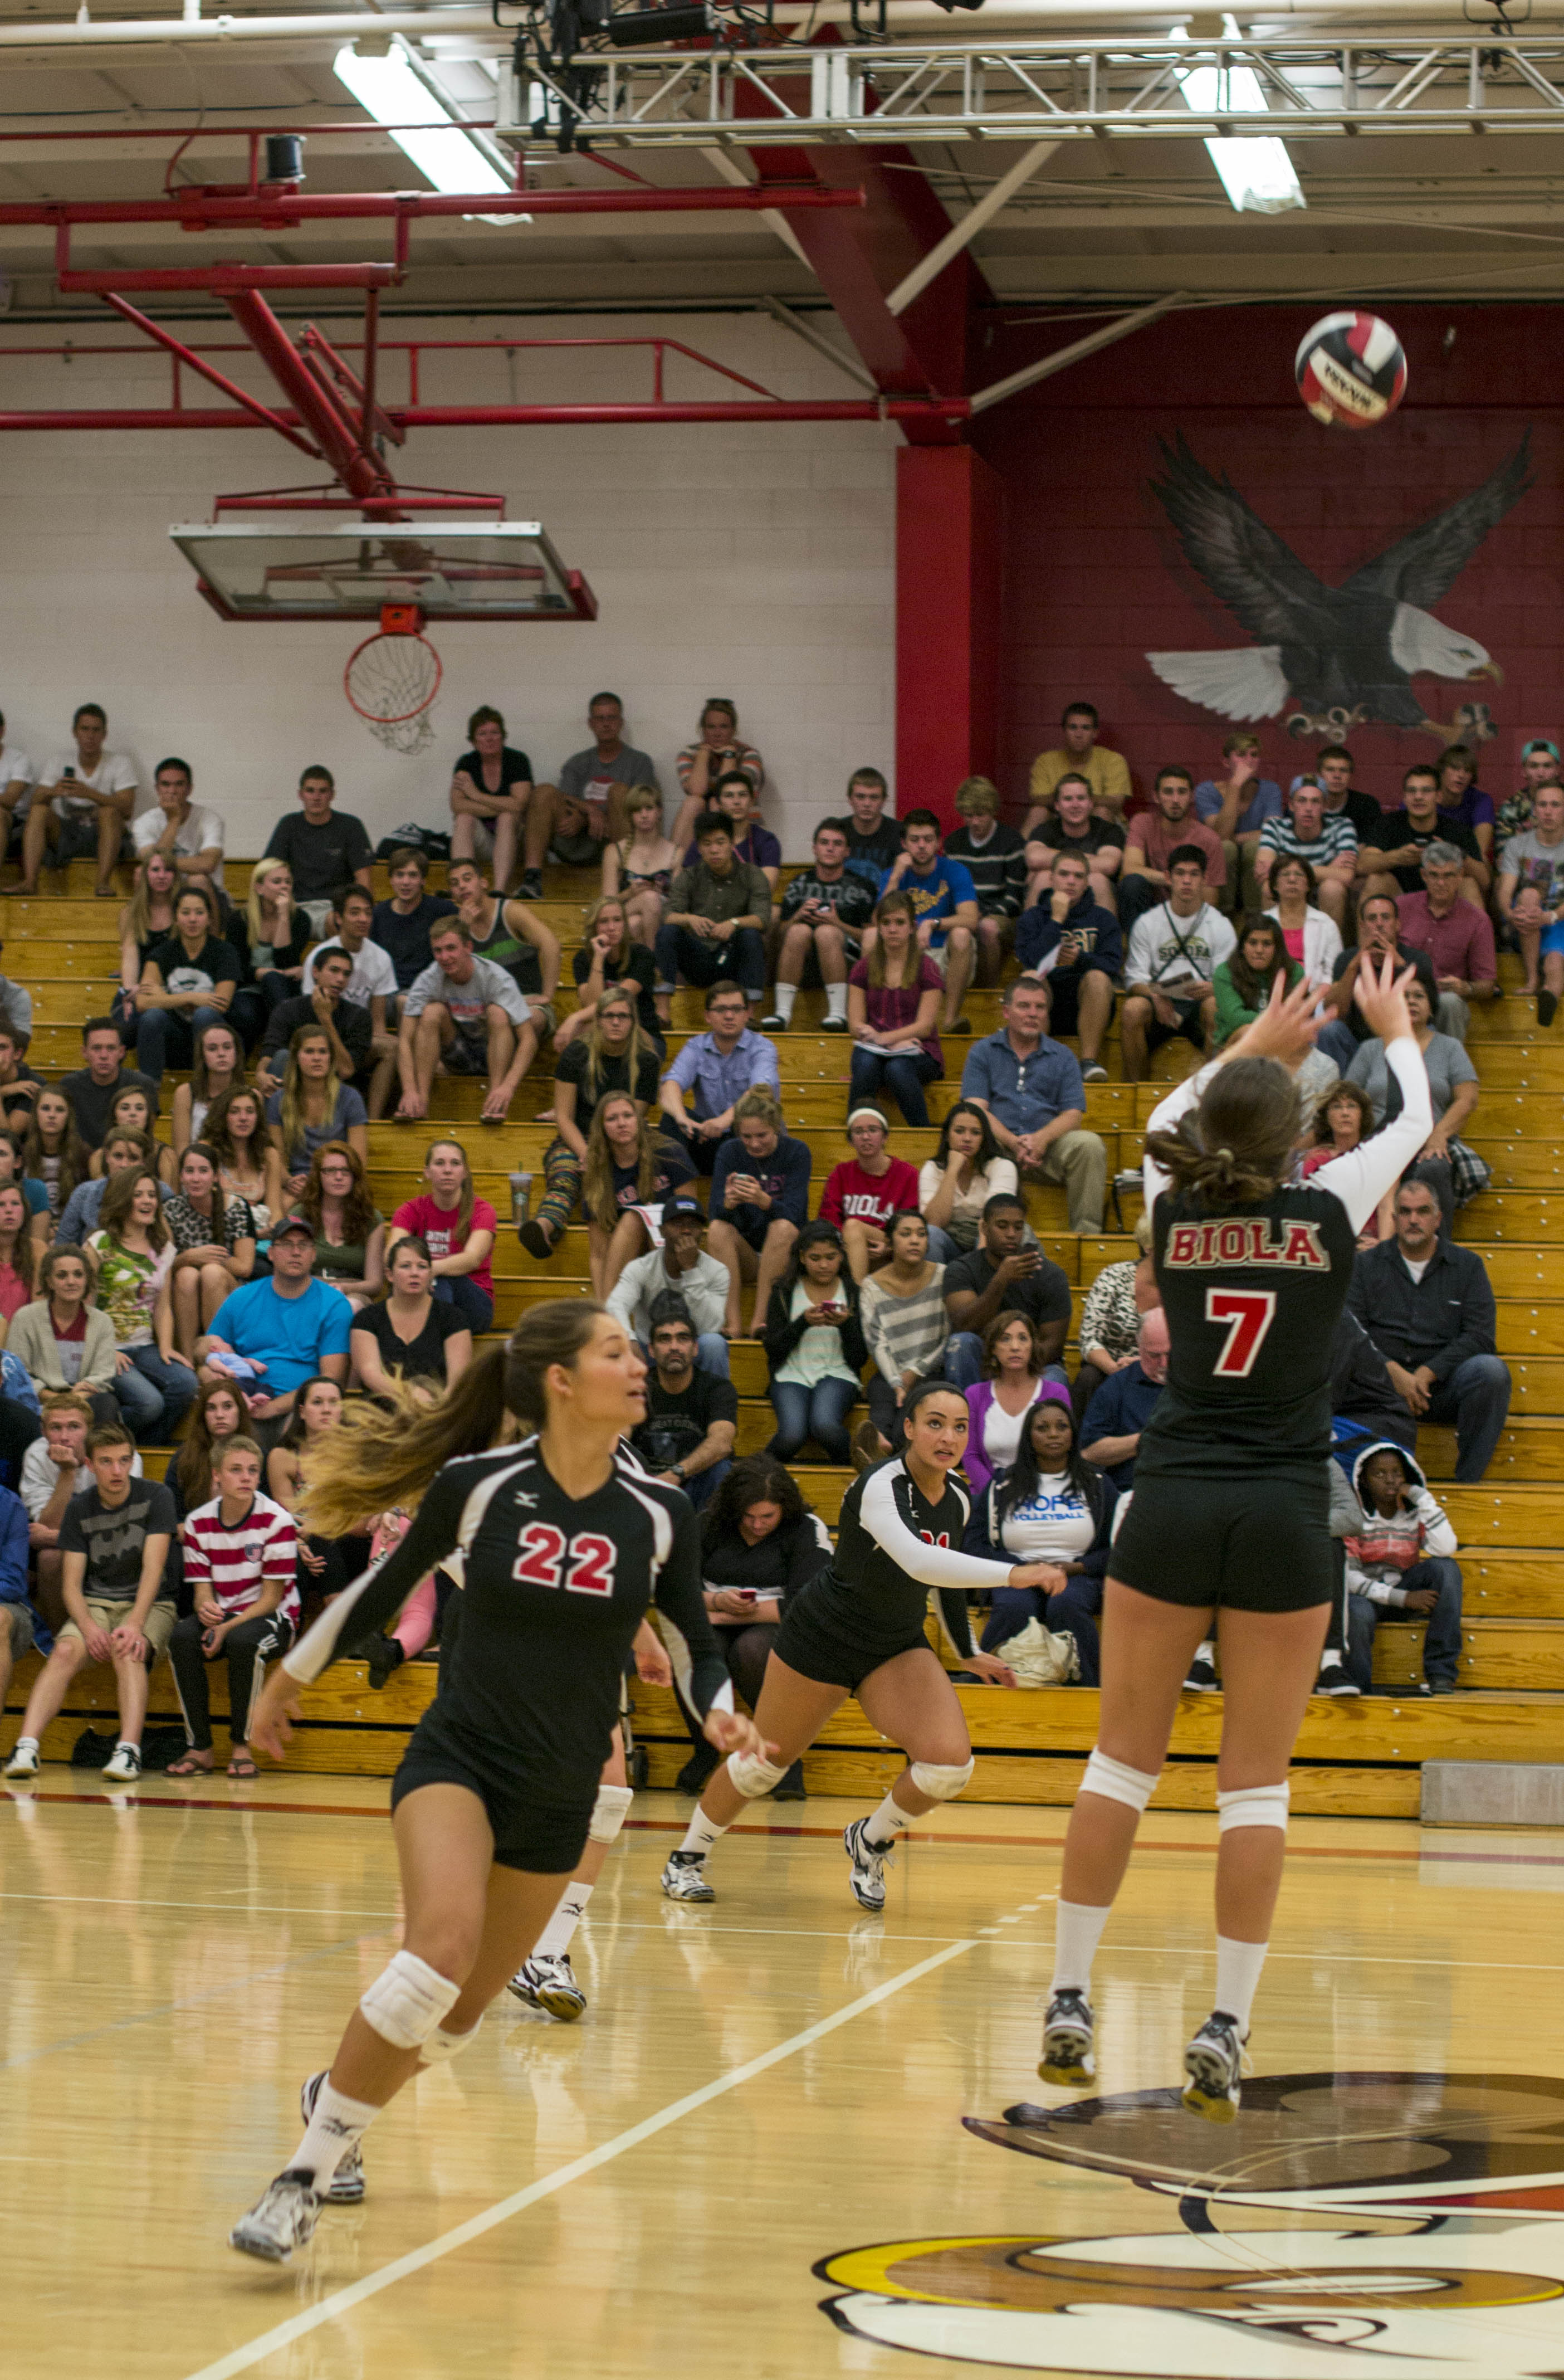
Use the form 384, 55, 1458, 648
102, 1743, 142, 1784
1182, 2013, 1247, 2124
660, 1850, 715, 1903
1038, 1987, 1096, 2086
843, 1816, 891, 1913
4, 1739, 39, 1778
299, 2070, 365, 2202
229, 2169, 322, 2262
507, 1953, 588, 2022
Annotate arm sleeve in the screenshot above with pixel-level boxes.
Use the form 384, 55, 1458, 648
0, 1499, 28, 1603
1428, 1257, 1497, 1382
665, 1040, 698, 1094
933, 1588, 976, 1661
284, 1467, 470, 1683
651, 1495, 734, 1717
1125, 913, 1157, 983
182, 1522, 213, 1598
1141, 1057, 1221, 1208
819, 1165, 846, 1228
857, 1464, 1020, 1595
1091, 912, 1124, 978
1312, 1037, 1433, 1232
776, 1140, 811, 1226
1413, 1489, 1458, 1557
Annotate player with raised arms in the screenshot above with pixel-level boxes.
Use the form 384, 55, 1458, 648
1039, 956, 1430, 2119
228, 1300, 771, 2264
662, 1376, 1063, 1912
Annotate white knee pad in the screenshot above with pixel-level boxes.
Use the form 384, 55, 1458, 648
726, 1748, 790, 1800
359, 1949, 462, 2052
908, 1757, 974, 1803
1217, 1781, 1290, 1835
420, 2016, 482, 2066
589, 1782, 634, 1846
1082, 1748, 1160, 1814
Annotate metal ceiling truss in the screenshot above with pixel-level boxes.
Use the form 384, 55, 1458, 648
495, 33, 1564, 148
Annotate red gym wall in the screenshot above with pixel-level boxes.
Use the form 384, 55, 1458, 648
901, 303, 1562, 821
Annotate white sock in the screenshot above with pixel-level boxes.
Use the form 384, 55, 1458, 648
862, 1790, 917, 1851
824, 980, 848, 1021
678, 1807, 727, 1859
773, 981, 798, 1022
534, 1881, 592, 1959
14, 1736, 36, 1752
1214, 1935, 1268, 2032
1194, 1640, 1215, 1667
1050, 1899, 1113, 1996
289, 2077, 380, 2191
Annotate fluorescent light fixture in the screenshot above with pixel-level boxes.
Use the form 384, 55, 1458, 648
1172, 26, 1305, 215
334, 41, 514, 216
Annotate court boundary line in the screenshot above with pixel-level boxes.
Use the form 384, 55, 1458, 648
179, 1935, 977, 2380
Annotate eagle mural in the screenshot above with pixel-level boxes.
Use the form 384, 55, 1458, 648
1147, 433, 1532, 742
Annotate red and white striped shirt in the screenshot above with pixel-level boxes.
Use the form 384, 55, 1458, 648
182, 1491, 300, 1628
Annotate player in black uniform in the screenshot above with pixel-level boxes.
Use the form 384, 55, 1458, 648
1039, 959, 1430, 2119
228, 1301, 771, 2263
663, 1377, 1059, 1912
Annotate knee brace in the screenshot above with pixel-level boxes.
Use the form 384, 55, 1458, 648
726, 1748, 790, 1800
420, 2015, 482, 2066
1216, 1781, 1290, 1835
908, 1757, 974, 1803
1082, 1748, 1160, 1814
589, 1781, 634, 1846
359, 1949, 462, 2052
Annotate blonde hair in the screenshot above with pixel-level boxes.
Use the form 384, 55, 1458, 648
582, 1094, 663, 1227
734, 1086, 783, 1133
954, 775, 1000, 817
247, 858, 296, 947
126, 850, 177, 948
581, 892, 631, 972
583, 985, 649, 1107
623, 783, 663, 832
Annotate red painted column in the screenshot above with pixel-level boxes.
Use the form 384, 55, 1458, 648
896, 446, 1001, 827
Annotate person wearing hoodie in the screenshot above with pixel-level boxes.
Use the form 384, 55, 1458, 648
1342, 1440, 1462, 1695
1014, 848, 1122, 1084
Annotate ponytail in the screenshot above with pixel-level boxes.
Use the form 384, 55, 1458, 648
1144, 1056, 1300, 1213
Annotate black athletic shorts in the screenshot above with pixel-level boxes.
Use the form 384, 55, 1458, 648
392, 1708, 594, 1874
1108, 1468, 1332, 1613
772, 1589, 933, 1694
1044, 969, 1114, 1041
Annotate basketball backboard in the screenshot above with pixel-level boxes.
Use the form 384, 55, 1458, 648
168, 520, 598, 623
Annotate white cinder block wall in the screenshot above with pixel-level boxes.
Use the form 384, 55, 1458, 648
0, 311, 897, 863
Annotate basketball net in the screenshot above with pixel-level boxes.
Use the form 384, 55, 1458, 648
345, 603, 443, 756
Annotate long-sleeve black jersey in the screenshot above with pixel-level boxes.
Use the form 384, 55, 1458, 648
1138, 1034, 1433, 1481
282, 1443, 730, 1804
800, 1456, 1012, 1661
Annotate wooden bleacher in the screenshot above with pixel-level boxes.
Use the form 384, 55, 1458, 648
3, 851, 1562, 1817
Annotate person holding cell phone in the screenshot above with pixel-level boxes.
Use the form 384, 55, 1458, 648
760, 1220, 867, 1466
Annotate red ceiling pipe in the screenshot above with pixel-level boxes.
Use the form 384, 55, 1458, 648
0, 186, 859, 228
0, 398, 970, 428
58, 262, 405, 292
224, 289, 395, 504
99, 290, 324, 460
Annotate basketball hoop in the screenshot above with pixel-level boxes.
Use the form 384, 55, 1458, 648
345, 603, 443, 755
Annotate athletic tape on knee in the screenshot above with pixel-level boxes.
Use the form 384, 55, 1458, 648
589, 1782, 634, 1846
1216, 1781, 1290, 1835
726, 1748, 790, 1800
907, 1757, 974, 1803
1082, 1747, 1160, 1814
359, 1949, 462, 2051
419, 2016, 482, 2066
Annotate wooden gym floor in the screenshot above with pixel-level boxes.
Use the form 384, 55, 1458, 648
3, 1774, 1563, 2380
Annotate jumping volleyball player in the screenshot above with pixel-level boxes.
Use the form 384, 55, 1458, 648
229, 1303, 770, 2262
662, 1377, 1062, 1911
1039, 958, 1430, 2119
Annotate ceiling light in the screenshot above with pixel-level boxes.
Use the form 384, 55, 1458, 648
335, 41, 515, 218
1171, 33, 1305, 214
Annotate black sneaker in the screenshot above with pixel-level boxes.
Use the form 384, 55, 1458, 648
1539, 989, 1558, 1028
771, 1759, 807, 1802
759, 1012, 788, 1032
517, 867, 545, 901
1420, 1679, 1458, 1696
1316, 1652, 1361, 1698
820, 1015, 849, 1034
1038, 1987, 1096, 2086
945, 1016, 971, 1035
517, 1219, 555, 1261
1184, 1655, 1219, 1694
675, 1743, 721, 1794
1182, 2012, 1247, 2123
364, 1636, 405, 1691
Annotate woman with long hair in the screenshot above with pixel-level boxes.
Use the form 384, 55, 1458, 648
580, 1091, 695, 1301
234, 857, 315, 1022
21, 1086, 89, 1220
975, 1388, 1118, 1684
561, 889, 662, 1047
267, 1023, 368, 1203
86, 1167, 198, 1439
1039, 963, 1430, 2120
5, 1242, 119, 1423
1074, 1209, 1157, 1416
962, 1309, 1049, 1505
267, 1374, 368, 1616
117, 847, 178, 1040
351, 1234, 472, 1403
388, 1138, 496, 1334
666, 1377, 1054, 1910
206, 1084, 285, 1243
230, 1302, 769, 2263
521, 984, 658, 1262
172, 1017, 245, 1155
299, 1140, 384, 1313
1265, 853, 1343, 978
1347, 971, 1486, 1236
601, 785, 681, 949
671, 700, 764, 851
1301, 1081, 1393, 1247
671, 1455, 833, 1798
173, 1372, 247, 1517
0, 1182, 40, 1337
762, 1220, 866, 1465
0, 1126, 50, 1244
856, 1208, 949, 1462
1212, 913, 1300, 1049
132, 879, 241, 1086
86, 1084, 175, 1187
165, 1139, 257, 1354
846, 890, 944, 1127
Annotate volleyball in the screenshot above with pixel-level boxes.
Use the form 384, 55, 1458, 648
1294, 310, 1407, 428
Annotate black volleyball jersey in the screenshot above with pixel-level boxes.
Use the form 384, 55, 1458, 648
285, 1443, 728, 1803
801, 1457, 1011, 1659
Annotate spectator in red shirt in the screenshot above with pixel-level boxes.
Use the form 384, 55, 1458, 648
1397, 843, 1498, 1044
818, 1106, 920, 1285
387, 1137, 497, 1333
1118, 766, 1227, 938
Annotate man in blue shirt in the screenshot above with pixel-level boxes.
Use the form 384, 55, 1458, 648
1014, 848, 1122, 1083
1081, 1308, 1169, 1489
877, 808, 980, 1035
658, 980, 781, 1177
195, 1217, 352, 1449
961, 972, 1108, 1232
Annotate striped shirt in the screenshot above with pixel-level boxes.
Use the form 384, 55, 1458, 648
1258, 813, 1358, 868
182, 1490, 300, 1627
859, 1265, 949, 1388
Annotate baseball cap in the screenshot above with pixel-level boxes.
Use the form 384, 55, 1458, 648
662, 1196, 706, 1225
272, 1214, 316, 1241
